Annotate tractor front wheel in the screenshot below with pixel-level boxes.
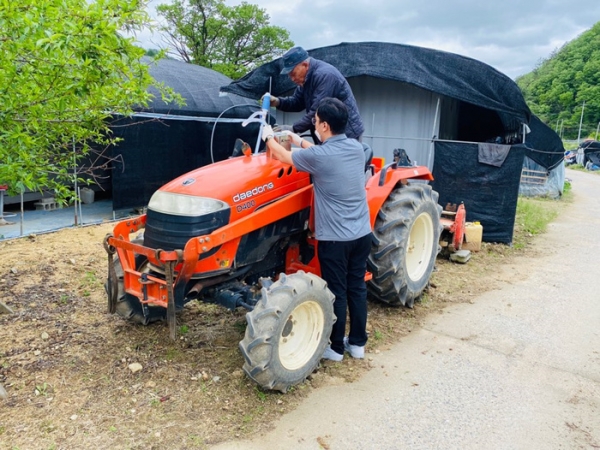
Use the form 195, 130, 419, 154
368, 183, 442, 307
239, 271, 335, 393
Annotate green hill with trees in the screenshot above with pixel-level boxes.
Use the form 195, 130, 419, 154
517, 21, 600, 141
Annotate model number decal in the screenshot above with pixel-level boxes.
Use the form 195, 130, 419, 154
232, 182, 274, 203
236, 200, 255, 213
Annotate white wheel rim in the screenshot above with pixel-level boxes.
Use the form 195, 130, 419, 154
406, 212, 434, 282
278, 300, 325, 371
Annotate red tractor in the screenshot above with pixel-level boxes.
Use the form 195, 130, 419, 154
104, 114, 442, 392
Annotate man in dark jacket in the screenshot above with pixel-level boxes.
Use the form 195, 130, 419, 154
267, 46, 364, 141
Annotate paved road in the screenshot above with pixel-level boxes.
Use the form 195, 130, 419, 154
212, 169, 600, 450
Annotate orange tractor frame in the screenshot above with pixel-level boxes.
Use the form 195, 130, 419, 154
105, 136, 442, 392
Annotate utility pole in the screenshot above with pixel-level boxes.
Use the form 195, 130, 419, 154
596, 121, 600, 141
560, 119, 564, 139
577, 101, 585, 144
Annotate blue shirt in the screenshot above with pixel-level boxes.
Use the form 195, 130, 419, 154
292, 134, 371, 241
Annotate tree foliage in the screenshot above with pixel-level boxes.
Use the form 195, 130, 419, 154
517, 21, 600, 140
0, 0, 180, 199
156, 0, 293, 79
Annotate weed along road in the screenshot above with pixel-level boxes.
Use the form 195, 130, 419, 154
212, 168, 600, 450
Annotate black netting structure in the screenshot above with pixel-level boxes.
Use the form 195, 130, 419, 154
221, 42, 568, 244
580, 140, 600, 166
580, 140, 600, 152
432, 142, 526, 243
110, 58, 260, 210
523, 115, 565, 170
222, 41, 531, 132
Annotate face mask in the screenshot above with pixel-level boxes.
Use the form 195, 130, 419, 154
314, 129, 321, 142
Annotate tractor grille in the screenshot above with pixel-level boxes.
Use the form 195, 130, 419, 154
143, 208, 230, 251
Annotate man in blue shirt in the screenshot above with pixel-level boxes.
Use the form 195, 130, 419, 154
263, 97, 372, 361
267, 46, 364, 142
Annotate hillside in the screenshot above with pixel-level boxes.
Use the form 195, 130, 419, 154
517, 21, 600, 140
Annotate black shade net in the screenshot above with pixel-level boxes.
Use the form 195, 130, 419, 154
109, 58, 261, 210
222, 42, 532, 132
523, 115, 565, 170
432, 142, 526, 244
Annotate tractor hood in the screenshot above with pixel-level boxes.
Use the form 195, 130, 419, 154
148, 152, 311, 221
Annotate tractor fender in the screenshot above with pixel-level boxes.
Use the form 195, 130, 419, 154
366, 166, 434, 228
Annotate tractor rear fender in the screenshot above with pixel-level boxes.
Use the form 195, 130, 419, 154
366, 165, 434, 228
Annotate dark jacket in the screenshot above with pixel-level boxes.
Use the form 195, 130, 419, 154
277, 58, 365, 140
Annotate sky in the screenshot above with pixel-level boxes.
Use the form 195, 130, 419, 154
137, 0, 600, 80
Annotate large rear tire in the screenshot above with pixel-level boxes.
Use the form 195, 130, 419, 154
108, 256, 167, 325
368, 183, 442, 307
239, 271, 335, 393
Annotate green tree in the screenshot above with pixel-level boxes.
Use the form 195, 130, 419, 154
157, 0, 293, 79
517, 21, 600, 139
145, 48, 162, 57
0, 0, 181, 200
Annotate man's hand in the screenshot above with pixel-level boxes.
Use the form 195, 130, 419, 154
280, 130, 302, 147
273, 124, 294, 133
260, 94, 280, 107
261, 125, 275, 142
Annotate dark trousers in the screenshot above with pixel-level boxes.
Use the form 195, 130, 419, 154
318, 232, 372, 355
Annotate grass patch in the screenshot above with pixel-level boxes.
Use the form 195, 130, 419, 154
517, 198, 559, 235
512, 192, 569, 249
253, 386, 267, 402
34, 382, 51, 397
567, 164, 600, 175
164, 346, 182, 361
563, 179, 572, 195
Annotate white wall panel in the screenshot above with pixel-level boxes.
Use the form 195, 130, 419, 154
350, 76, 440, 168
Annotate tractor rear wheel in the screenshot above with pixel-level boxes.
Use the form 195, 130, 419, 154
109, 256, 167, 325
368, 183, 442, 307
239, 271, 335, 393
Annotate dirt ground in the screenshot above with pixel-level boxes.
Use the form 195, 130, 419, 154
0, 218, 540, 450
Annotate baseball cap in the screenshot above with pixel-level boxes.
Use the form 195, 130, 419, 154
280, 46, 309, 75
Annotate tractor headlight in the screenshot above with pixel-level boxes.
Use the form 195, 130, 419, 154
148, 191, 228, 216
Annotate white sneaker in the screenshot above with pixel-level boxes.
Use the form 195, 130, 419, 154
344, 337, 365, 359
322, 346, 343, 362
